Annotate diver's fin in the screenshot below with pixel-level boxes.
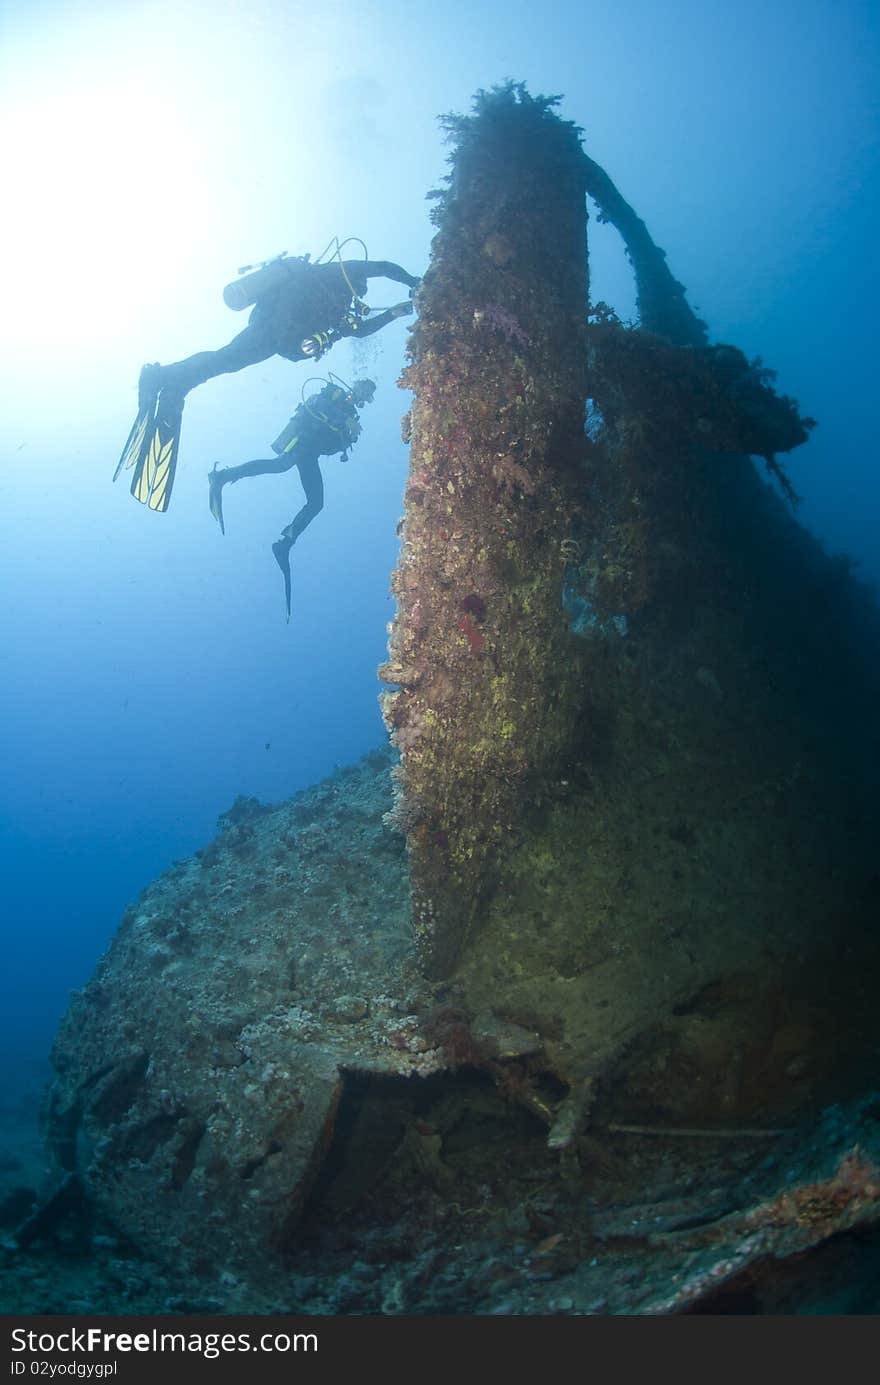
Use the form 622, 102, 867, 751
208, 464, 226, 534
129, 393, 184, 512
113, 364, 163, 483
114, 398, 156, 483
272, 538, 293, 623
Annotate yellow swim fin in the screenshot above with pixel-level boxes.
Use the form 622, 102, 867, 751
114, 407, 152, 482
114, 366, 183, 512
114, 363, 162, 481
129, 399, 182, 512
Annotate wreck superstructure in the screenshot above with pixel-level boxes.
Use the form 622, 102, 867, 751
381, 86, 593, 976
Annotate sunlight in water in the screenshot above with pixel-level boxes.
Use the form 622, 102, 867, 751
0, 74, 210, 348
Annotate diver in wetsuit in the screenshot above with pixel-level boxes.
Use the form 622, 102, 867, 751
208, 376, 377, 621
114, 252, 418, 513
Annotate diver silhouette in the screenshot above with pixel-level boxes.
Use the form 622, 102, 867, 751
208, 376, 377, 621
114, 249, 419, 514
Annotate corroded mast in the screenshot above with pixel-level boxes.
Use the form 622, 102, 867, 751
381, 86, 590, 977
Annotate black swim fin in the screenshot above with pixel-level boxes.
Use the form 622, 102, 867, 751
272, 538, 293, 623
128, 391, 184, 512
208, 464, 226, 534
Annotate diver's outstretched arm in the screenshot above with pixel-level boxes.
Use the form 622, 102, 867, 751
346, 302, 413, 340
348, 259, 421, 291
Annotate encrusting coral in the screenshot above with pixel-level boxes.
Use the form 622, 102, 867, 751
382, 84, 592, 977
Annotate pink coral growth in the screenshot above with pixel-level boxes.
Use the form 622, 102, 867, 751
457, 613, 485, 654
473, 304, 531, 348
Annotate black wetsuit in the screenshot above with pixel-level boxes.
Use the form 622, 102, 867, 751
219, 383, 363, 544
154, 259, 417, 403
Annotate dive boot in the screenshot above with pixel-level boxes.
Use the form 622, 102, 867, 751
138, 362, 164, 412
208, 464, 226, 534
272, 536, 294, 623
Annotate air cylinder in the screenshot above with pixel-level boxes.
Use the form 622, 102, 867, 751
223, 258, 292, 311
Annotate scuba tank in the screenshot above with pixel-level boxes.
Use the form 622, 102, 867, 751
223, 252, 309, 311
271, 411, 305, 456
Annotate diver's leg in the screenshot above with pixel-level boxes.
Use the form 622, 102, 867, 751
151, 324, 277, 399
123, 325, 280, 512
271, 455, 323, 572
208, 452, 300, 533
221, 455, 300, 484
271, 455, 324, 621
280, 456, 324, 544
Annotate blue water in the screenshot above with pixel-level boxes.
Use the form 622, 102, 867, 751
1, 0, 878, 1087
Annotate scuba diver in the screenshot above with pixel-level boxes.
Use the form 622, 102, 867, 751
208, 375, 377, 622
114, 245, 419, 514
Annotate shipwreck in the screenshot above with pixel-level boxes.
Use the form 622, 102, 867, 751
31, 85, 880, 1314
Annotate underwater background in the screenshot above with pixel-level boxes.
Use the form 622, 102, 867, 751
1, 0, 878, 1313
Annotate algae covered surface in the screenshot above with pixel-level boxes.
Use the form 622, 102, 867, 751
5, 746, 880, 1314
381, 87, 592, 977
3, 753, 875, 1312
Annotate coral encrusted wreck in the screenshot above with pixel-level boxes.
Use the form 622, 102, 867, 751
37, 85, 880, 1312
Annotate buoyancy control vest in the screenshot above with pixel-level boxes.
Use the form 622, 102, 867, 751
271, 384, 362, 460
